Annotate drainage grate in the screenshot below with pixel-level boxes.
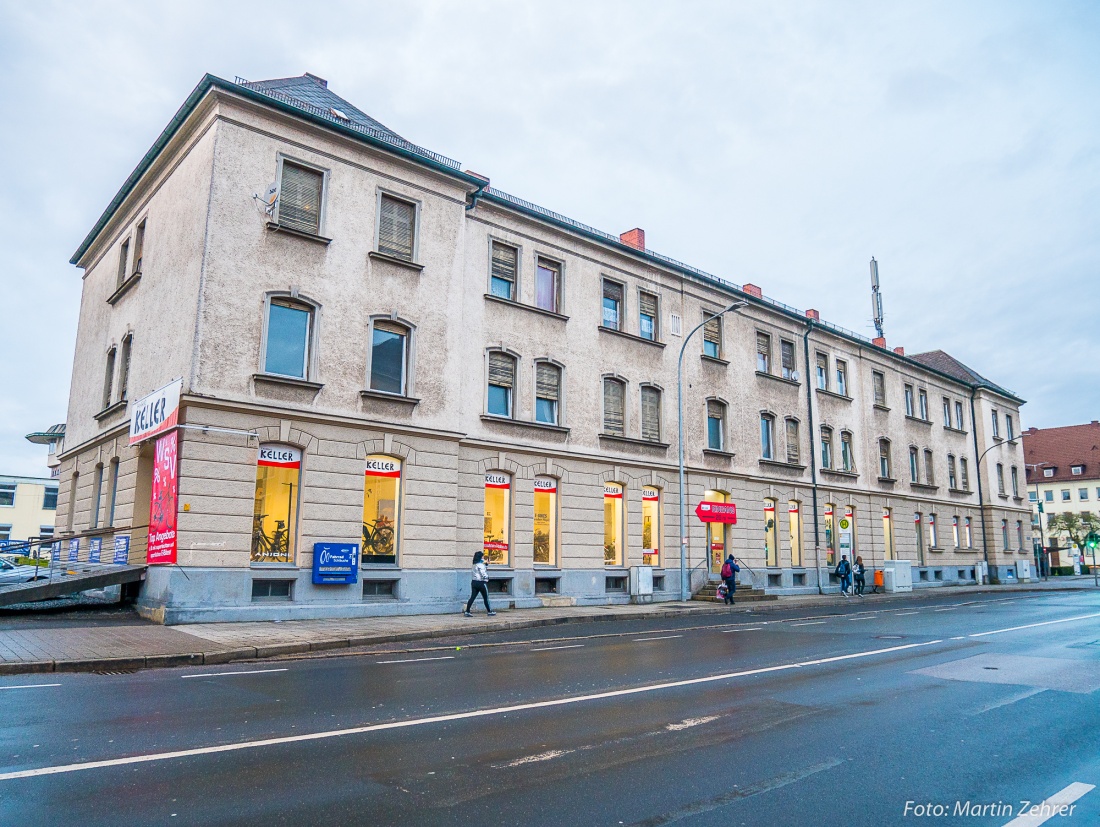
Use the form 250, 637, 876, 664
94, 670, 138, 675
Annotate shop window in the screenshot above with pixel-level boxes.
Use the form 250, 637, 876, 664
706, 489, 729, 572
840, 506, 856, 561
764, 498, 778, 567
490, 241, 518, 300
251, 444, 301, 564
883, 507, 894, 560
483, 473, 511, 565
964, 516, 973, 548
369, 321, 410, 395
533, 476, 558, 566
788, 501, 803, 566
604, 483, 625, 566
928, 514, 938, 549
824, 503, 837, 566
363, 456, 401, 564
952, 516, 960, 548
263, 298, 313, 379
642, 486, 661, 566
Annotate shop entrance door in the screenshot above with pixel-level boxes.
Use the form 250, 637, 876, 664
705, 489, 729, 575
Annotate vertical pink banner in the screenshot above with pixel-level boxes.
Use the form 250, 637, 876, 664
147, 431, 179, 565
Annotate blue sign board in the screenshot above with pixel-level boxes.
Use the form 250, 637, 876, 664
88, 537, 102, 564
312, 542, 358, 585
50, 541, 62, 567
67, 538, 80, 563
113, 536, 130, 565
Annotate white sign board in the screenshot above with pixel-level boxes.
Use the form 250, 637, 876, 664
129, 378, 183, 445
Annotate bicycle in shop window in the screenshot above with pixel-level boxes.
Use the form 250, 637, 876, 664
251, 513, 291, 563
362, 515, 396, 563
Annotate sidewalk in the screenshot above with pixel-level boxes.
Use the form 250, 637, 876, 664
0, 579, 1091, 676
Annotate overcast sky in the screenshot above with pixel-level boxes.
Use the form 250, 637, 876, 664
1, 0, 1098, 477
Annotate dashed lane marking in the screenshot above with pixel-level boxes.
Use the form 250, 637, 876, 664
968, 613, 1100, 638
633, 635, 684, 642
1001, 781, 1094, 827
530, 644, 586, 652
666, 715, 721, 731
721, 627, 763, 633
376, 656, 456, 664
181, 669, 288, 679
791, 621, 826, 627
0, 683, 61, 691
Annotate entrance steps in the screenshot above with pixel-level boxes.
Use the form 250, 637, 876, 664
692, 582, 777, 603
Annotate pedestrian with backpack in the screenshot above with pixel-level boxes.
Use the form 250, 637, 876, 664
720, 553, 740, 605
853, 556, 867, 598
464, 550, 496, 617
835, 555, 852, 597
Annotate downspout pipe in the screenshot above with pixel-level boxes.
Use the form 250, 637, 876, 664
803, 322, 824, 593
969, 390, 991, 583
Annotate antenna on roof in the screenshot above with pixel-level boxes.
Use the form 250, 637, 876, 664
252, 182, 278, 217
870, 257, 885, 339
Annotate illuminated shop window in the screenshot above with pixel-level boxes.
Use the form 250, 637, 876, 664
363, 455, 401, 564
642, 487, 661, 566
604, 483, 624, 566
883, 507, 895, 560
533, 476, 558, 566
788, 501, 802, 566
251, 444, 300, 564
824, 503, 837, 566
483, 473, 511, 564
764, 498, 778, 567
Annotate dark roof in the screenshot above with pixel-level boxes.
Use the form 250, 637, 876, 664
1023, 421, 1100, 483
24, 423, 65, 445
909, 350, 1022, 403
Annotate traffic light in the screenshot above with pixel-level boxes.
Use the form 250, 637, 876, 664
1087, 532, 1100, 550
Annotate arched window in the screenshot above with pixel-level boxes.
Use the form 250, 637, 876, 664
785, 418, 800, 464
369, 320, 411, 396
820, 426, 833, 469
102, 347, 117, 410
363, 455, 401, 564
533, 476, 558, 566
487, 351, 517, 418
603, 482, 625, 566
483, 472, 512, 564
706, 399, 726, 451
883, 507, 895, 560
641, 385, 662, 442
602, 378, 626, 436
824, 503, 838, 565
879, 439, 892, 479
263, 297, 315, 379
840, 431, 854, 472
760, 413, 776, 460
788, 501, 802, 566
952, 516, 960, 548
535, 362, 562, 425
641, 486, 661, 566
251, 444, 301, 564
764, 498, 778, 567
118, 334, 133, 402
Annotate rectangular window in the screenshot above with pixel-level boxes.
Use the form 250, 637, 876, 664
991, 409, 1000, 438
641, 386, 662, 441
820, 427, 833, 469
602, 280, 623, 330
603, 378, 625, 436
960, 458, 969, 490
487, 352, 515, 417
873, 371, 886, 406
904, 384, 914, 416
883, 508, 894, 561
39, 525, 54, 539
788, 501, 802, 567
102, 347, 116, 409
132, 220, 146, 275
924, 450, 935, 486
1017, 521, 1024, 549
535, 363, 561, 425
840, 432, 854, 472
535, 257, 560, 313
764, 500, 778, 567
928, 514, 938, 549
996, 464, 1006, 495
1062, 489, 1071, 502
251, 445, 301, 564
641, 487, 661, 566
278, 161, 324, 235
785, 419, 800, 464
1071, 466, 1083, 475
251, 580, 293, 601
1080, 488, 1090, 501
879, 441, 891, 478
118, 334, 132, 402
533, 477, 558, 566
781, 341, 796, 380
483, 473, 511, 565
955, 401, 964, 430
363, 456, 401, 564
0, 483, 15, 507
1028, 490, 1037, 503
943, 398, 951, 427
1001, 519, 1009, 550
490, 242, 517, 300
669, 314, 682, 336
377, 194, 416, 260
824, 504, 837, 566
1011, 466, 1020, 498
761, 414, 775, 460
964, 517, 973, 547
106, 459, 119, 526
116, 239, 130, 288
909, 447, 920, 482
264, 300, 312, 379
918, 389, 928, 420
816, 353, 828, 390
948, 455, 957, 489
835, 360, 848, 396
702, 314, 721, 358
639, 291, 658, 341
370, 321, 408, 395
756, 332, 770, 372
1044, 490, 1053, 502
1006, 415, 1015, 441
952, 517, 960, 548
603, 483, 624, 566
707, 401, 725, 451
43, 486, 58, 510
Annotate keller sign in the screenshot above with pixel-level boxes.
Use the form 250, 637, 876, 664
129, 378, 183, 446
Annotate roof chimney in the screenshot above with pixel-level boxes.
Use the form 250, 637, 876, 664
872, 336, 886, 348
805, 309, 820, 321
893, 346, 905, 356
620, 228, 645, 250
742, 283, 763, 299
304, 73, 328, 88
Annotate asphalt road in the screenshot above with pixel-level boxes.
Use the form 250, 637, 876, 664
2, 590, 1098, 826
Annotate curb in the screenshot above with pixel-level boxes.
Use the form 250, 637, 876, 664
0, 583, 1082, 676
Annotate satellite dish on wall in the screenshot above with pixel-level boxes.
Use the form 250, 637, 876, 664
253, 182, 278, 216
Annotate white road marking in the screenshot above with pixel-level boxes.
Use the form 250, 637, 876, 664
848, 616, 876, 621
633, 635, 683, 642
376, 656, 456, 664
666, 715, 721, 731
950, 636, 966, 640
530, 644, 585, 652
933, 607, 958, 612
493, 749, 573, 768
895, 612, 920, 616
0, 683, 61, 691
721, 627, 763, 633
1001, 781, 1095, 827
181, 669, 288, 680
792, 621, 826, 627
0, 639, 943, 781
969, 612, 1100, 638
970, 688, 1046, 716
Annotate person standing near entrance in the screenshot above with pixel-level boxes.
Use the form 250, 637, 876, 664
464, 550, 496, 617
836, 554, 852, 597
853, 556, 867, 597
720, 553, 740, 605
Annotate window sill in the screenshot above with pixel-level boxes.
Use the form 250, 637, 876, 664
483, 293, 568, 321
598, 433, 669, 450
702, 448, 735, 460
360, 389, 420, 406
250, 562, 299, 570
360, 563, 402, 570
943, 426, 968, 435
265, 221, 332, 245
93, 400, 128, 422
368, 250, 424, 271
816, 388, 851, 401
1012, 496, 1025, 503
992, 436, 1003, 443
1006, 439, 1019, 446
820, 468, 859, 479
598, 325, 665, 348
877, 476, 897, 484
701, 355, 730, 367
759, 458, 806, 471
873, 403, 891, 412
910, 482, 940, 492
252, 373, 324, 392
756, 371, 799, 387
481, 414, 570, 434
997, 493, 1009, 500
948, 487, 972, 495
905, 415, 933, 426
106, 272, 141, 305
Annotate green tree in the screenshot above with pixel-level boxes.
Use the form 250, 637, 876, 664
1047, 512, 1100, 553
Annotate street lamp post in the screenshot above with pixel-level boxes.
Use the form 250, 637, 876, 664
678, 301, 746, 601
1025, 462, 1048, 580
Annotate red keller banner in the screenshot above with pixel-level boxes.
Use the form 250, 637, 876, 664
696, 501, 738, 524
147, 431, 179, 564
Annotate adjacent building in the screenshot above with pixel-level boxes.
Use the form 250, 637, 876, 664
55, 73, 1032, 622
1023, 421, 1100, 568
0, 475, 58, 549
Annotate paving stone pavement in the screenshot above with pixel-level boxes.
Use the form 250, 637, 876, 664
0, 579, 1092, 675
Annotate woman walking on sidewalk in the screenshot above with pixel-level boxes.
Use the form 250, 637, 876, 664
853, 556, 867, 597
464, 550, 496, 617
